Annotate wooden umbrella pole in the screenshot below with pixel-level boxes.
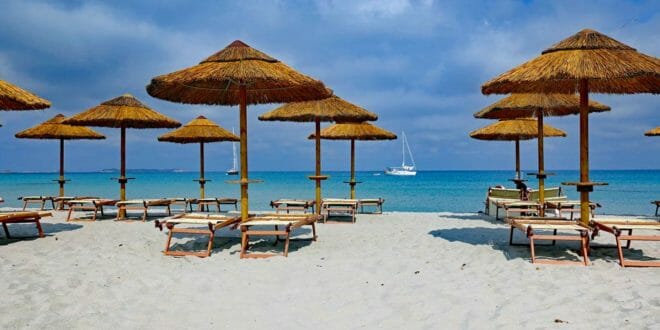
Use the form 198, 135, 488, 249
537, 114, 545, 216
119, 125, 127, 219
59, 138, 65, 197
315, 119, 322, 214
514, 139, 520, 179
350, 139, 356, 199
239, 85, 249, 221
579, 79, 590, 225
200, 142, 205, 199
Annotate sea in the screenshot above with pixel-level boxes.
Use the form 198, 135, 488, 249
0, 170, 658, 216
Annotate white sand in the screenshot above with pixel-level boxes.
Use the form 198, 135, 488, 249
1, 210, 659, 329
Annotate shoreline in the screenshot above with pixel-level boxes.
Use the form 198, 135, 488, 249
1, 210, 658, 328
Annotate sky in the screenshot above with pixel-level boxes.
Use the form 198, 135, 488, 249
0, 0, 658, 172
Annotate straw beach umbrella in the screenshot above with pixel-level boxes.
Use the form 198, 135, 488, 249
158, 116, 239, 199
15, 114, 105, 200
474, 93, 609, 213
259, 95, 378, 212
469, 118, 566, 182
63, 94, 181, 218
0, 80, 51, 110
644, 127, 659, 136
482, 29, 660, 225
147, 40, 331, 221
309, 122, 396, 199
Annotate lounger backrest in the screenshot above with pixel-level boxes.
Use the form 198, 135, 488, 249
487, 188, 520, 199
528, 187, 563, 201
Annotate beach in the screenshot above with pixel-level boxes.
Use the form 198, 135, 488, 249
1, 210, 659, 329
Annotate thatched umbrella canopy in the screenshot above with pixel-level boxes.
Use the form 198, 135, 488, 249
146, 40, 331, 221
158, 116, 239, 198
644, 127, 659, 136
0, 80, 51, 110
470, 118, 566, 182
309, 122, 396, 199
475, 93, 610, 213
259, 95, 377, 212
15, 114, 105, 200
482, 28, 660, 225
63, 94, 181, 218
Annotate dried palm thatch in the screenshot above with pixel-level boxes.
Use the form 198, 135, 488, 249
474, 93, 610, 119
158, 116, 239, 143
469, 118, 566, 141
0, 79, 51, 110
15, 114, 104, 199
15, 114, 105, 140
147, 40, 331, 221
645, 127, 660, 136
309, 122, 395, 199
63, 94, 181, 129
146, 40, 331, 105
309, 122, 397, 141
259, 95, 377, 122
482, 29, 660, 94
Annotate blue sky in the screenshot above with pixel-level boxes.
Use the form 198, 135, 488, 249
0, 0, 658, 172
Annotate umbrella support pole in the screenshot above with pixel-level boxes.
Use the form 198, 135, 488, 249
579, 79, 590, 226
537, 115, 545, 216
119, 126, 127, 219
239, 85, 249, 221
59, 139, 65, 197
514, 139, 520, 180
199, 142, 205, 199
315, 120, 322, 214
350, 139, 356, 199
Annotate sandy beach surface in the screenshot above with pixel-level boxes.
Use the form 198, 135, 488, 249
1, 209, 659, 329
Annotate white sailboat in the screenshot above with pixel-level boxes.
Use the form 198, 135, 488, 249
226, 128, 239, 175
385, 131, 417, 176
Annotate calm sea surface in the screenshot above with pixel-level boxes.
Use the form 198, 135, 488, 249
0, 170, 657, 215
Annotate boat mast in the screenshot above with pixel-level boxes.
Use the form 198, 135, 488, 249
404, 132, 415, 168
232, 128, 238, 170
401, 131, 406, 167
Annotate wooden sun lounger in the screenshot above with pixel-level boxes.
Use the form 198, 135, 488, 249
240, 214, 320, 259
188, 198, 239, 212
270, 199, 315, 214
592, 219, 660, 267
321, 199, 359, 223
115, 199, 173, 221
507, 217, 591, 266
358, 198, 384, 214
155, 213, 241, 257
545, 200, 600, 220
1, 211, 52, 239
19, 196, 56, 211
168, 198, 194, 212
52, 196, 98, 210
502, 201, 542, 220
66, 198, 118, 221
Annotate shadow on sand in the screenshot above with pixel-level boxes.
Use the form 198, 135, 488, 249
0, 222, 83, 245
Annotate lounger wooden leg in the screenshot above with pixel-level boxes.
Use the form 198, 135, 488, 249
100, 206, 105, 216
50, 199, 56, 210
142, 208, 147, 222
35, 218, 44, 238
273, 225, 280, 245
311, 223, 317, 241
616, 235, 625, 267
529, 235, 537, 264
283, 225, 292, 257
165, 229, 174, 255
92, 208, 98, 221
626, 229, 632, 249
206, 230, 215, 257
509, 226, 515, 245
216, 202, 221, 213
2, 222, 10, 238
580, 231, 590, 266
552, 229, 557, 246
167, 205, 171, 216
22, 201, 28, 211
240, 226, 249, 259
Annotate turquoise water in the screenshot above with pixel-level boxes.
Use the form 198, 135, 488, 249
0, 170, 657, 215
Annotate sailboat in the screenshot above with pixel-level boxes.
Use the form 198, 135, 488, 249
226, 129, 239, 175
385, 131, 417, 176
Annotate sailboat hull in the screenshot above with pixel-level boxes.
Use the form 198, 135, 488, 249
384, 168, 416, 176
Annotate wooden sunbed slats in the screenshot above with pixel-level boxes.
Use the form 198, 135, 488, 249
156, 213, 241, 258
239, 214, 320, 258
507, 217, 590, 266
115, 199, 173, 221
592, 218, 660, 267
0, 211, 51, 239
